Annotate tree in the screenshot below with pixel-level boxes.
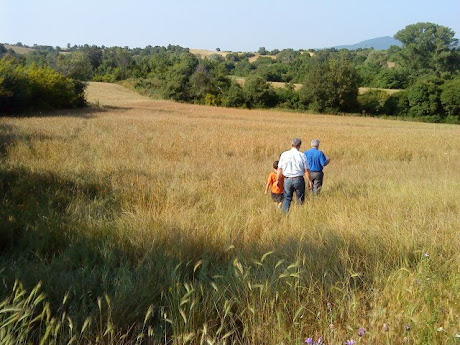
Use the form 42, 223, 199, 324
189, 61, 218, 101
258, 47, 268, 56
0, 44, 7, 57
407, 77, 444, 119
243, 75, 278, 108
276, 82, 301, 109
373, 68, 408, 89
82, 45, 103, 69
300, 59, 359, 113
233, 59, 253, 77
394, 22, 459, 77
56, 51, 93, 80
440, 78, 460, 116
222, 82, 245, 107
162, 53, 199, 101
226, 53, 240, 63
276, 49, 300, 63
357, 90, 391, 115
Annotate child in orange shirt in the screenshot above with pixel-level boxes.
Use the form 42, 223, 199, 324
264, 160, 284, 208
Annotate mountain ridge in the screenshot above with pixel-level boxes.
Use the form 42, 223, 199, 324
330, 36, 403, 50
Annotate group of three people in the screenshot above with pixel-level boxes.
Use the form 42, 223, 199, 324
265, 138, 330, 213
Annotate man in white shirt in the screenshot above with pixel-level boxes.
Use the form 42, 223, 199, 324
277, 138, 313, 213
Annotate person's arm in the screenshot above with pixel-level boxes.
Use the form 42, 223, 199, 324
320, 151, 330, 167
264, 180, 271, 195
302, 154, 313, 189
305, 169, 313, 190
276, 153, 285, 188
276, 167, 283, 188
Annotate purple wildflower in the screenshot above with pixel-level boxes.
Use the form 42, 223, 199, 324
305, 338, 313, 344
317, 337, 323, 344
357, 327, 367, 337
345, 340, 356, 345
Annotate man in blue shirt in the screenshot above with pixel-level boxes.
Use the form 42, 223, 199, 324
304, 139, 330, 195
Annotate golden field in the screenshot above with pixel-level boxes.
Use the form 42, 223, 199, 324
1, 82, 459, 344
231, 76, 401, 94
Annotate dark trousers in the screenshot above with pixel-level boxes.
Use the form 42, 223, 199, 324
283, 176, 305, 213
310, 171, 324, 195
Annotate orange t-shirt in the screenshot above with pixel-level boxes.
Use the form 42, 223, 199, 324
268, 172, 284, 194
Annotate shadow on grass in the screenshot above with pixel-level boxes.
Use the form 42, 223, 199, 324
0, 168, 354, 323
0, 124, 381, 336
0, 164, 353, 329
0, 124, 54, 156
0, 104, 133, 119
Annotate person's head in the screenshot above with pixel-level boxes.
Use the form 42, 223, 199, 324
311, 139, 320, 148
273, 160, 279, 171
291, 138, 302, 149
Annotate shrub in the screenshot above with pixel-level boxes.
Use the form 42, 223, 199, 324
222, 83, 245, 108
0, 57, 86, 114
243, 75, 278, 108
407, 77, 444, 118
204, 93, 221, 106
300, 59, 359, 113
384, 91, 410, 116
440, 78, 460, 116
358, 90, 391, 115
275, 83, 301, 109
373, 68, 408, 89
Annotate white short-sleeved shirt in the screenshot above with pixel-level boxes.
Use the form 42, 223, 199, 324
278, 147, 310, 177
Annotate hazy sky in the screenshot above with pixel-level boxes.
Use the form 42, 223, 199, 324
2, 0, 459, 51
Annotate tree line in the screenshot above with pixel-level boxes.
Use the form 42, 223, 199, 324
1, 22, 459, 122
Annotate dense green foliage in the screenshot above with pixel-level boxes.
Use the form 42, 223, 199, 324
357, 90, 392, 115
2, 22, 459, 122
440, 79, 460, 120
300, 59, 360, 112
0, 57, 86, 114
407, 77, 444, 121
394, 22, 459, 79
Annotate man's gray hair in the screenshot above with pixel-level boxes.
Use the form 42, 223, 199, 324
291, 138, 302, 147
311, 139, 320, 147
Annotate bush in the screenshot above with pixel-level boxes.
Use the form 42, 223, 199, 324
300, 59, 359, 113
0, 57, 86, 114
222, 83, 245, 108
373, 68, 408, 89
275, 83, 301, 109
440, 78, 460, 116
384, 91, 410, 116
358, 90, 391, 115
243, 75, 278, 108
407, 77, 444, 118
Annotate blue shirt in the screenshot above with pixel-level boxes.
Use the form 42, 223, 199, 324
305, 148, 328, 172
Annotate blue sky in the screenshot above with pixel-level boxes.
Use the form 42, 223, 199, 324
2, 0, 459, 51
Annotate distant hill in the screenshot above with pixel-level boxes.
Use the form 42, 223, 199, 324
331, 36, 403, 50
4, 44, 34, 54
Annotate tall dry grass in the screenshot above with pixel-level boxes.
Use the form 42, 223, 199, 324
1, 82, 459, 344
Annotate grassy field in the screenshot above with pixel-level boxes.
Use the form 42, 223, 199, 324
4, 44, 35, 54
231, 76, 401, 94
1, 82, 459, 344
